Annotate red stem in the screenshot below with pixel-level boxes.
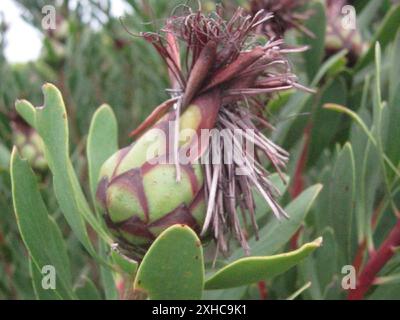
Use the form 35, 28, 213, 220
290, 226, 304, 250
289, 123, 312, 251
351, 201, 383, 273
257, 281, 268, 300
348, 219, 400, 300
290, 123, 312, 199
353, 239, 367, 274
116, 277, 126, 300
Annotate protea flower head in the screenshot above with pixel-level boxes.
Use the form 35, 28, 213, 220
10, 112, 47, 171
325, 0, 366, 65
96, 7, 310, 258
249, 0, 314, 38
43, 16, 68, 68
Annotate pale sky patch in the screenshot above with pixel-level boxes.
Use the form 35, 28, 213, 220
0, 0, 130, 63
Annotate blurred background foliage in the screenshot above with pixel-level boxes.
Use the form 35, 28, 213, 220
1, 0, 400, 299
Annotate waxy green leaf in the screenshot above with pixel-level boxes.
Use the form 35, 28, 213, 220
308, 78, 348, 167
232, 184, 323, 260
205, 238, 322, 290
86, 104, 120, 299
27, 84, 112, 259
11, 149, 75, 299
29, 258, 62, 300
87, 104, 119, 205
355, 5, 400, 71
134, 225, 204, 300
15, 99, 36, 128
111, 249, 138, 276
328, 143, 355, 264
303, 0, 326, 80
0, 143, 10, 171
74, 277, 102, 300
205, 185, 322, 300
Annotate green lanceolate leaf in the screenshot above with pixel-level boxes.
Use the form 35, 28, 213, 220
313, 166, 333, 232
111, 249, 138, 276
204, 238, 322, 290
11, 149, 75, 299
274, 92, 311, 149
308, 77, 348, 167
386, 31, 400, 166
231, 184, 323, 260
275, 48, 347, 148
29, 258, 62, 300
386, 84, 400, 167
32, 83, 111, 258
87, 104, 119, 299
297, 246, 323, 299
87, 104, 118, 205
134, 225, 204, 300
328, 143, 355, 264
277, 50, 347, 152
205, 184, 323, 300
389, 30, 400, 102
303, 0, 326, 80
286, 282, 312, 300
310, 49, 348, 87
374, 273, 400, 286
99, 241, 118, 300
0, 143, 10, 171
355, 4, 400, 71
315, 228, 339, 297
299, 227, 342, 299
324, 103, 400, 180
357, 1, 384, 32
368, 275, 400, 300
74, 277, 102, 300
268, 90, 294, 113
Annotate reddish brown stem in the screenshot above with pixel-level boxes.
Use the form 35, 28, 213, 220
257, 280, 268, 300
289, 123, 312, 251
348, 219, 400, 300
290, 226, 304, 250
116, 277, 125, 300
351, 200, 384, 273
290, 123, 312, 199
353, 239, 367, 274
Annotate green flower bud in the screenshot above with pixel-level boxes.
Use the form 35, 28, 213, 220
325, 0, 367, 66
44, 18, 69, 68
96, 103, 208, 257
11, 115, 47, 171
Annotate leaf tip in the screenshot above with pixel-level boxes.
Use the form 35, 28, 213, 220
313, 237, 323, 247
42, 83, 63, 101
315, 183, 324, 193
10, 146, 18, 163
15, 99, 23, 107
323, 103, 344, 110
42, 82, 57, 91
99, 103, 111, 110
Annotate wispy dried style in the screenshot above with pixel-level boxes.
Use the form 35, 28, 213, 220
248, 0, 314, 38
